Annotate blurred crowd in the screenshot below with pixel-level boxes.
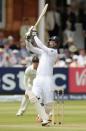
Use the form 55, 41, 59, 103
45, 1, 86, 48
0, 1, 86, 68
54, 48, 86, 67
0, 31, 86, 68
0, 32, 33, 67
46, 0, 86, 68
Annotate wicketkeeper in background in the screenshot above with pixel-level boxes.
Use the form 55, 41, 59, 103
16, 55, 39, 116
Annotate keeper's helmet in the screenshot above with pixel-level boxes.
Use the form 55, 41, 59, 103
32, 56, 39, 63
48, 36, 60, 48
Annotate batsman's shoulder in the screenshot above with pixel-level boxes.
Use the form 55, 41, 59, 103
50, 48, 57, 54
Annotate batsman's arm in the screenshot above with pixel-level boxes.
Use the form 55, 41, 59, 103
25, 40, 42, 55
34, 36, 51, 54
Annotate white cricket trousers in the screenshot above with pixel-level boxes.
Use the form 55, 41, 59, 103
32, 76, 54, 104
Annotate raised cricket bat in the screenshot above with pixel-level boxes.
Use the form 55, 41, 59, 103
25, 4, 48, 38
34, 3, 48, 28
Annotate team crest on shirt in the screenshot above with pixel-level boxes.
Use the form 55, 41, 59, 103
51, 49, 54, 52
50, 49, 57, 55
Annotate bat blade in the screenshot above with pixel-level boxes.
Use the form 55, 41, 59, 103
34, 4, 48, 28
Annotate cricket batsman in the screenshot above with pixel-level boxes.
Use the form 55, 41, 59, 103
25, 26, 60, 126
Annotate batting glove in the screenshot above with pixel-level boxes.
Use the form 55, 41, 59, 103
25, 26, 37, 41
25, 26, 33, 40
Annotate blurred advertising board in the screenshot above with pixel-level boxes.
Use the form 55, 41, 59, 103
0, 67, 86, 95
53, 68, 68, 94
69, 68, 86, 93
0, 68, 25, 94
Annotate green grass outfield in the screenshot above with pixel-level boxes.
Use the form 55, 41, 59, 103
0, 100, 86, 131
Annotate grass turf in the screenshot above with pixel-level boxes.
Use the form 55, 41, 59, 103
0, 100, 86, 131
